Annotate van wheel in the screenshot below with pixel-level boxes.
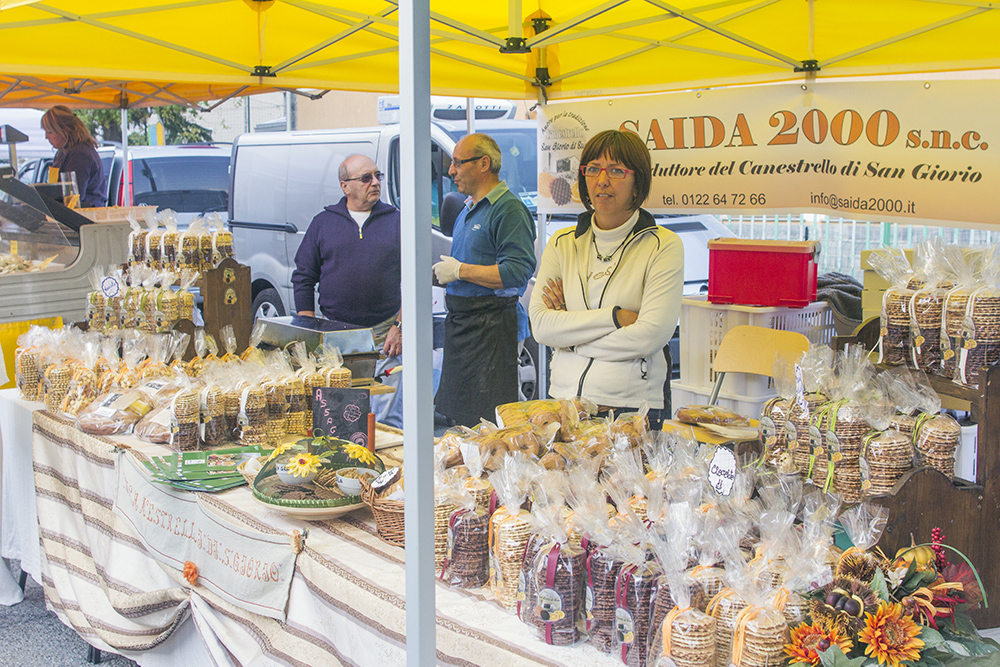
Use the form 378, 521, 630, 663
252, 288, 286, 321
518, 336, 538, 401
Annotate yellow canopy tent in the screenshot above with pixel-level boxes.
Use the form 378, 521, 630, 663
1, 0, 999, 107
3, 2, 1000, 664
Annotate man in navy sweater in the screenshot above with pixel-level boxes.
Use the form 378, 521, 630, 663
292, 154, 403, 427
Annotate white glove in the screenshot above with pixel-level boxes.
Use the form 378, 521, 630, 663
432, 255, 463, 285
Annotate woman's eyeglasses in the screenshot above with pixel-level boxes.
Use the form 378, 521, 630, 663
581, 165, 633, 179
343, 171, 384, 184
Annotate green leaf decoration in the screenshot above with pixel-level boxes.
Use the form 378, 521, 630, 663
921, 627, 946, 649
871, 567, 891, 602
945, 640, 973, 657
819, 645, 869, 667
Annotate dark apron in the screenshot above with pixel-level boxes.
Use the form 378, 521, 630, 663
436, 294, 518, 427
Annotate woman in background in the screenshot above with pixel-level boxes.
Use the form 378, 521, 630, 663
528, 129, 684, 429
41, 105, 107, 207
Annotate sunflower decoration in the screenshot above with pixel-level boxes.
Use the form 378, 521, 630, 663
857, 601, 924, 667
342, 442, 377, 467
286, 452, 324, 478
810, 576, 880, 637
265, 441, 293, 462
785, 622, 853, 665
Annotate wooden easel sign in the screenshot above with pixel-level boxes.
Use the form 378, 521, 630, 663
312, 387, 371, 446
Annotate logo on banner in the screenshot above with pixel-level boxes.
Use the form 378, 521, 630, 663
539, 111, 590, 208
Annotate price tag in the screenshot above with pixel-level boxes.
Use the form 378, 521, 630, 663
10, 241, 17, 257
707, 446, 737, 497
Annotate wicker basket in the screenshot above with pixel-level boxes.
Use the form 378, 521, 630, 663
362, 478, 405, 547
237, 457, 263, 486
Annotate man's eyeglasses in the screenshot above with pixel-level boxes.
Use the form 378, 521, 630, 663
452, 155, 484, 167
343, 171, 384, 184
581, 165, 634, 179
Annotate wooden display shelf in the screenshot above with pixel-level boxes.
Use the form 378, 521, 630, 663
838, 320, 1000, 627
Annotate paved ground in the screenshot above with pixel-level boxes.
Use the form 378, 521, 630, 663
0, 561, 137, 667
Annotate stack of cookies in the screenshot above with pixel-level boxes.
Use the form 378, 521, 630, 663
732, 608, 789, 667
787, 393, 827, 474
323, 365, 352, 388
861, 428, 914, 495
656, 609, 716, 667
587, 550, 624, 652
237, 385, 269, 448
708, 591, 747, 667
170, 389, 201, 451
264, 381, 288, 446
758, 397, 790, 465
434, 499, 457, 577
889, 413, 917, 437
529, 542, 586, 646
942, 287, 973, 378
960, 294, 1000, 386
914, 414, 961, 478
617, 563, 662, 666
444, 508, 490, 588
462, 477, 494, 515
881, 288, 913, 366
830, 403, 870, 503
43, 364, 72, 414
201, 386, 228, 447
489, 507, 532, 611
689, 567, 726, 611
911, 286, 945, 372
15, 347, 40, 401
87, 291, 105, 333
284, 377, 308, 435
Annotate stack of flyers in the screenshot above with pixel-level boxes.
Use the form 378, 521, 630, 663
141, 446, 267, 492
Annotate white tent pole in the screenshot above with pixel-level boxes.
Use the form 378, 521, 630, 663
399, 0, 435, 665
120, 105, 128, 205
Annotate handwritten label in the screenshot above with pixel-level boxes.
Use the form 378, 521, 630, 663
708, 446, 737, 497
312, 386, 370, 446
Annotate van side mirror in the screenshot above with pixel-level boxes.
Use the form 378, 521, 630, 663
439, 191, 466, 237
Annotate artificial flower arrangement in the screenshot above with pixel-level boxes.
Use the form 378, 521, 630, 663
786, 528, 997, 667
249, 435, 385, 509
264, 435, 380, 481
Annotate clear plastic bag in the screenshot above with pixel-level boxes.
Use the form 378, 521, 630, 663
441, 486, 490, 589
913, 412, 961, 479
76, 389, 153, 435
870, 247, 914, 366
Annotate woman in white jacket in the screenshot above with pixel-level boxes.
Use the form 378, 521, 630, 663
529, 130, 684, 428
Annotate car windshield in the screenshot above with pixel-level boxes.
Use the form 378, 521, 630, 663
132, 155, 230, 213
445, 127, 538, 211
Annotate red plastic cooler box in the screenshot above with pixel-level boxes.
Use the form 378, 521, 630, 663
707, 239, 819, 307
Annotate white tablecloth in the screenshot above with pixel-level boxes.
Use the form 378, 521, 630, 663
3, 390, 622, 666
0, 388, 41, 603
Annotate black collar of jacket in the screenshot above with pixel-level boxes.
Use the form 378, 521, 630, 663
574, 208, 656, 238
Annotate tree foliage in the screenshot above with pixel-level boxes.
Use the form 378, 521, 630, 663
77, 106, 212, 146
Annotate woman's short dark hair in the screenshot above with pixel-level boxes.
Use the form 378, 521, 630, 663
577, 129, 652, 212
41, 105, 98, 149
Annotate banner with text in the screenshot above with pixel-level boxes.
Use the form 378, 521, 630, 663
113, 452, 297, 621
538, 80, 999, 228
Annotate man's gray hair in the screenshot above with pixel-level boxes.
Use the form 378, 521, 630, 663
466, 134, 502, 175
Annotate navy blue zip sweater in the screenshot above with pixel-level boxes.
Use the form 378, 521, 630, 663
291, 197, 401, 327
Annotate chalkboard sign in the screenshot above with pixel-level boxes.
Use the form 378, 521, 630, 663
312, 387, 371, 446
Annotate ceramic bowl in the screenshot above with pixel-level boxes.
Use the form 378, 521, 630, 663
335, 467, 378, 496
